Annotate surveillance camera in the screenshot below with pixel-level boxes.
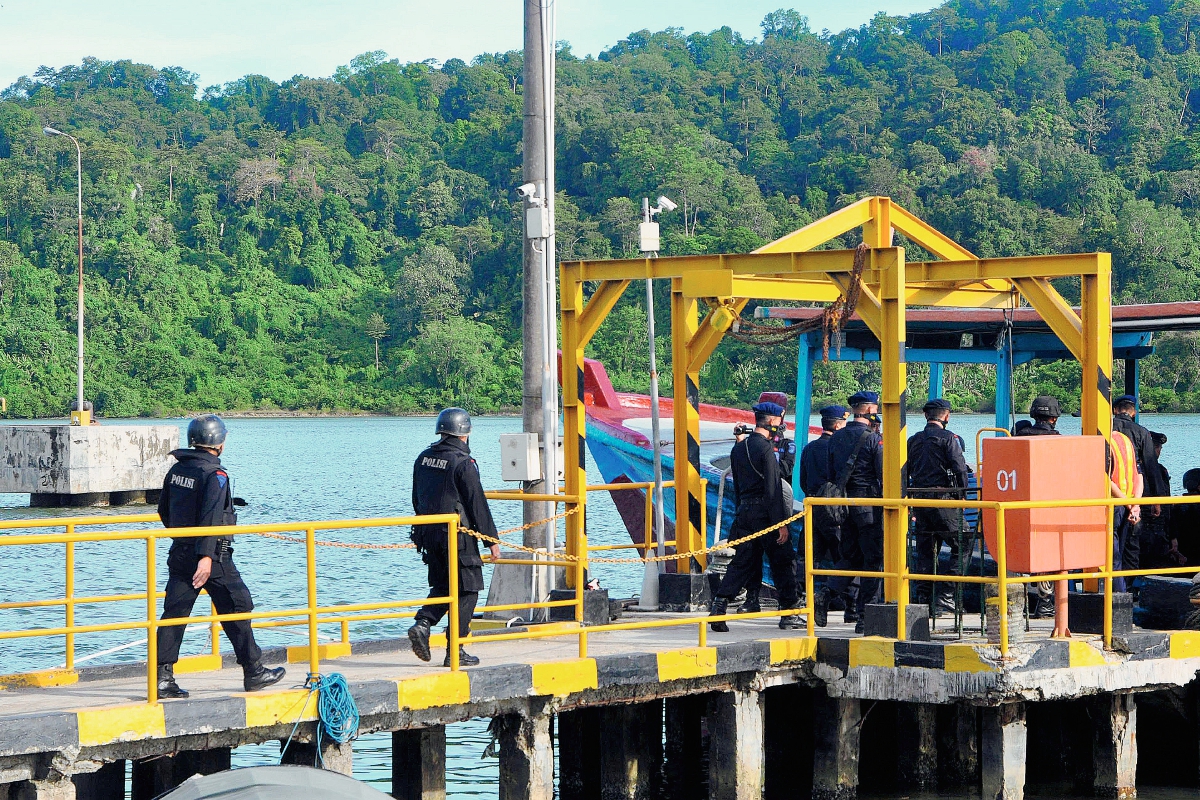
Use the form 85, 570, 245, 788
517, 182, 538, 199
656, 195, 678, 212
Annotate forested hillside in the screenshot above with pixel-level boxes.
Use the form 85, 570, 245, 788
5, 1, 1200, 417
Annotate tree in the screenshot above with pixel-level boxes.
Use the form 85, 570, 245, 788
364, 312, 389, 369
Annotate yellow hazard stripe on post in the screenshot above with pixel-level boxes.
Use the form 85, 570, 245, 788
287, 642, 352, 664
943, 644, 997, 673
1170, 631, 1200, 659
656, 647, 717, 681
243, 689, 319, 728
77, 703, 166, 746
1068, 640, 1108, 667
849, 638, 895, 668
397, 671, 470, 710
0, 669, 79, 689
531, 658, 597, 696
767, 637, 817, 664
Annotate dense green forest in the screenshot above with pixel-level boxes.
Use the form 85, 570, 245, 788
5, 1, 1200, 417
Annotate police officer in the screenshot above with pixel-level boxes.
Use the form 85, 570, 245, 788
1113, 395, 1166, 577
799, 405, 848, 623
1141, 433, 1173, 568
815, 391, 883, 633
1014, 395, 1062, 618
408, 408, 501, 667
156, 415, 285, 699
906, 398, 970, 613
708, 402, 802, 632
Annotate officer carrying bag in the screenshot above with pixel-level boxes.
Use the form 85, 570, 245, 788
811, 431, 871, 530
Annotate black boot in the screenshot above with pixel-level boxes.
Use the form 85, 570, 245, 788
1032, 595, 1055, 619
936, 590, 956, 615
444, 647, 480, 667
157, 664, 188, 699
243, 663, 286, 692
813, 587, 830, 628
778, 602, 804, 629
709, 597, 730, 632
408, 620, 432, 662
737, 588, 761, 614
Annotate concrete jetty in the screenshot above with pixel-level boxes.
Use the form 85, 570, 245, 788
1, 614, 1199, 799
0, 424, 177, 506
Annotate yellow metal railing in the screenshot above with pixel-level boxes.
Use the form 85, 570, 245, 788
4, 484, 1199, 704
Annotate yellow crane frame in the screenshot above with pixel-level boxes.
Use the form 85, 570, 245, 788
560, 196, 1113, 602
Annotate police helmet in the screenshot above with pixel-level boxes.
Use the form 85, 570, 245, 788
435, 407, 472, 436
187, 414, 227, 448
1184, 468, 1200, 493
1029, 395, 1061, 418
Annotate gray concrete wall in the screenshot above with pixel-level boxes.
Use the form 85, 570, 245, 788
0, 425, 178, 495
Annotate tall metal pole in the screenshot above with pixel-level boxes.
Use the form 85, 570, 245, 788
540, 0, 559, 553
522, 0, 551, 549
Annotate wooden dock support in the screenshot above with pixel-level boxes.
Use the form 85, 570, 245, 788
664, 695, 706, 800
813, 693, 860, 800
72, 762, 124, 800
897, 703, 938, 791
982, 703, 1027, 800
393, 727, 447, 800
938, 704, 979, 788
280, 738, 353, 775
708, 690, 764, 800
1092, 693, 1137, 799
498, 713, 554, 800
599, 701, 663, 800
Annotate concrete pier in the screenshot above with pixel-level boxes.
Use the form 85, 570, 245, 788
938, 704, 979, 788
0, 424, 177, 506
812, 693, 860, 800
599, 702, 661, 800
896, 703, 938, 791
982, 703, 1027, 800
1092, 693, 1137, 799
708, 690, 763, 800
392, 727, 446, 800
497, 712, 554, 800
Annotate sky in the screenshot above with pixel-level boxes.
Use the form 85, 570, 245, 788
0, 1, 938, 91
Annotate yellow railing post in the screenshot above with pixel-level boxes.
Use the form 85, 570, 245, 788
804, 504, 815, 638
209, 595, 220, 659
448, 519, 460, 671
995, 505, 1009, 659
64, 526, 75, 671
146, 533, 158, 704
341, 620, 350, 646
305, 527, 319, 678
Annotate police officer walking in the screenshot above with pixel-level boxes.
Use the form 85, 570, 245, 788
799, 405, 848, 620
156, 415, 285, 699
906, 399, 970, 614
815, 391, 884, 633
1113, 395, 1166, 576
408, 408, 501, 667
709, 402, 802, 632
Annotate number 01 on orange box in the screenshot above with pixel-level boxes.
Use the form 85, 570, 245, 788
981, 435, 1109, 574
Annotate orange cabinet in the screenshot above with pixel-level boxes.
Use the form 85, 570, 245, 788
980, 436, 1108, 573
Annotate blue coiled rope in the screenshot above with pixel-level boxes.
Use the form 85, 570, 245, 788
279, 672, 360, 767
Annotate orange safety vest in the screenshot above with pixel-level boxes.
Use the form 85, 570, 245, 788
1110, 430, 1136, 498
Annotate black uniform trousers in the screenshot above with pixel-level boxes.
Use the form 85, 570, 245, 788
715, 501, 799, 607
912, 505, 962, 604
157, 545, 262, 667
415, 542, 481, 639
827, 506, 883, 617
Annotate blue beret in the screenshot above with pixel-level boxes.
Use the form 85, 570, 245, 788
923, 398, 952, 412
1114, 394, 1137, 405
752, 401, 785, 417
820, 405, 849, 420
848, 391, 879, 406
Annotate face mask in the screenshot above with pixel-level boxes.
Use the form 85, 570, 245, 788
766, 423, 786, 443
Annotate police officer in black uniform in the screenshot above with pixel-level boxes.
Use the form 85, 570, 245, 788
156, 415, 285, 699
799, 405, 848, 614
906, 398, 970, 613
408, 408, 501, 667
815, 391, 884, 633
1014, 395, 1061, 618
1113, 395, 1165, 579
708, 402, 802, 632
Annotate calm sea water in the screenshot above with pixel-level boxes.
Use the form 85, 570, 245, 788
1, 413, 1197, 797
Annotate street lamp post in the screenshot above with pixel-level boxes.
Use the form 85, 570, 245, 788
43, 127, 88, 426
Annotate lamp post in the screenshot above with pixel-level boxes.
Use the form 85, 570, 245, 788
43, 126, 87, 426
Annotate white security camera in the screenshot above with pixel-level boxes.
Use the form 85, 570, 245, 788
656, 195, 678, 212
517, 182, 539, 199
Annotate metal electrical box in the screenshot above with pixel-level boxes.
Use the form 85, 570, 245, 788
639, 221, 660, 253
525, 206, 550, 239
500, 433, 541, 481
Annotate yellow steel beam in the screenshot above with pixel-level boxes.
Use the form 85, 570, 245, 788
671, 281, 707, 573
575, 249, 884, 283
577, 279, 630, 344
687, 299, 749, 374
889, 202, 977, 261
1012, 277, 1083, 361
754, 196, 874, 254
560, 262, 591, 594
827, 274, 884, 341
908, 253, 1104, 283
1081, 255, 1114, 440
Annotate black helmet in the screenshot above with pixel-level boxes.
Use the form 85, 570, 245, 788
435, 407, 472, 437
1029, 395, 1061, 418
188, 414, 228, 448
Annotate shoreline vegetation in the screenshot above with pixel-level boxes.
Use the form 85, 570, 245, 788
5, 2, 1200, 417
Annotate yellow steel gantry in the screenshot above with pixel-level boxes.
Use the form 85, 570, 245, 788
560, 196, 1113, 603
